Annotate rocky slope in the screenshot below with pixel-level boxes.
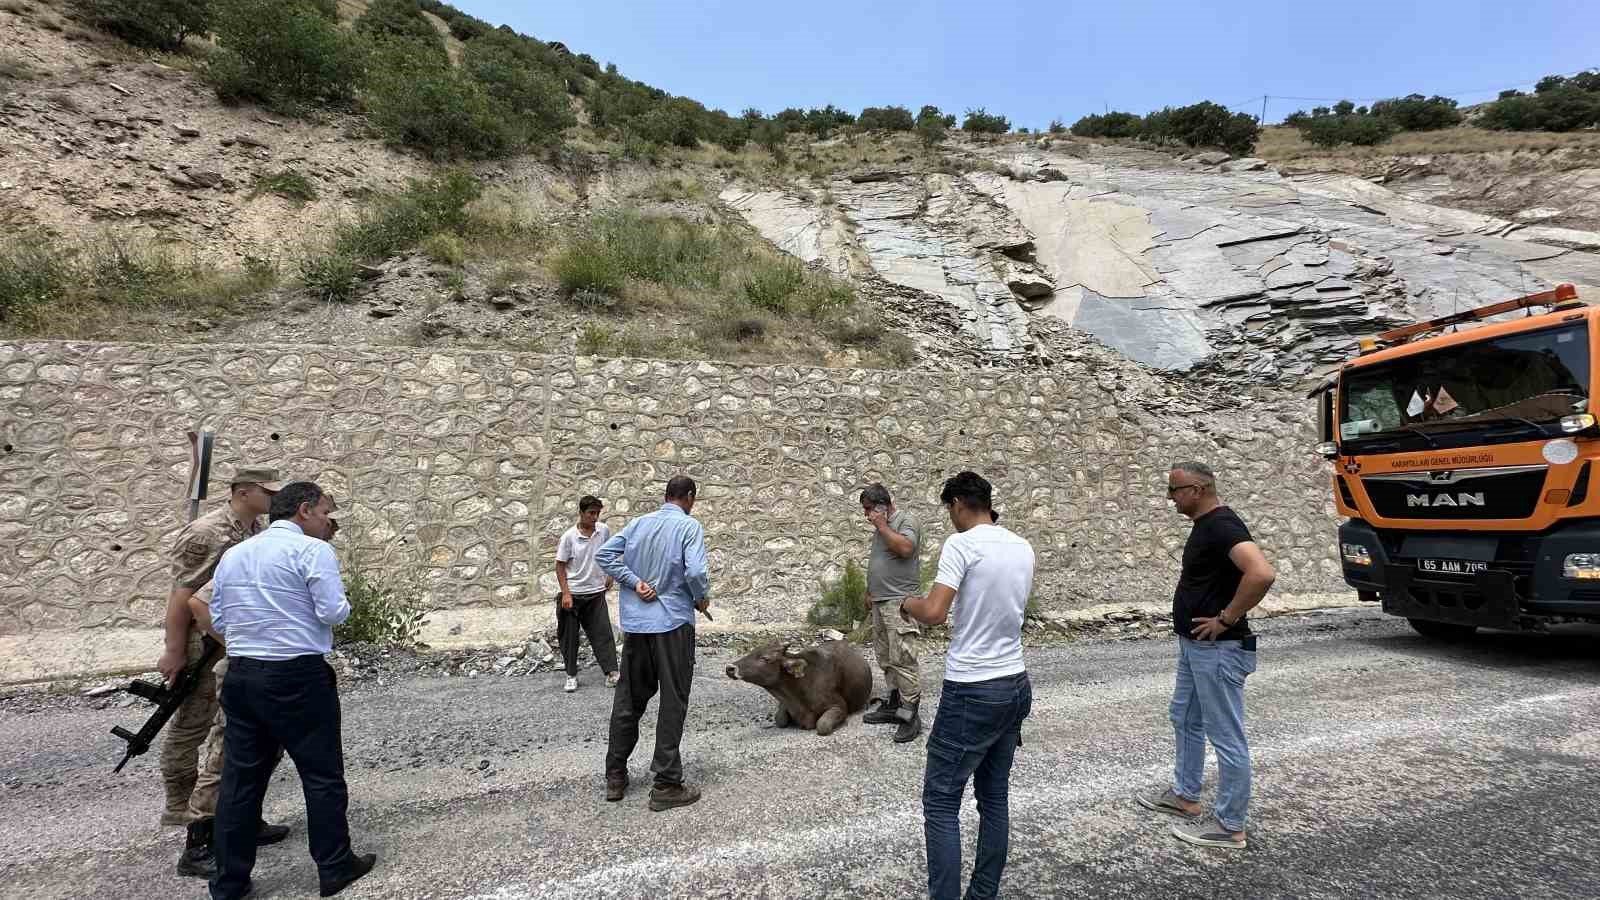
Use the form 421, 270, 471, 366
7, 3, 1600, 389
721, 139, 1600, 384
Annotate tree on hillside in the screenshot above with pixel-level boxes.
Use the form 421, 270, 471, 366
917, 105, 957, 128
857, 106, 915, 131
1368, 94, 1461, 130
208, 0, 365, 112
79, 0, 210, 52
962, 107, 1010, 133
462, 36, 574, 144
357, 0, 449, 65
1071, 110, 1142, 138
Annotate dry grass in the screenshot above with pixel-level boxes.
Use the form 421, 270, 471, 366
0, 232, 279, 341
632, 175, 705, 202
1257, 125, 1600, 164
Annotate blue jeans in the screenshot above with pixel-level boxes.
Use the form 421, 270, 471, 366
922, 672, 1033, 900
1170, 636, 1257, 832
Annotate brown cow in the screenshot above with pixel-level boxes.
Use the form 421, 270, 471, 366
725, 640, 873, 736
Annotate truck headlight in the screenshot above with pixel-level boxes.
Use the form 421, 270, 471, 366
1342, 543, 1372, 567
1563, 553, 1600, 579
1560, 414, 1596, 434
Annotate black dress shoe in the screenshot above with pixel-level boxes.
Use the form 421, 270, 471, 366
320, 852, 377, 897
256, 820, 291, 846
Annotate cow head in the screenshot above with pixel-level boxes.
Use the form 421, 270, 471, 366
725, 642, 808, 686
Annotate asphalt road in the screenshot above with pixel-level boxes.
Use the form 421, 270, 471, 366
3, 608, 1598, 900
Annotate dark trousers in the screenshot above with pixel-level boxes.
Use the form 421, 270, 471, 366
922, 672, 1033, 900
557, 590, 620, 677
210, 655, 355, 900
605, 624, 695, 787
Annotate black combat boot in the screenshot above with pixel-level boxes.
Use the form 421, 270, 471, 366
893, 699, 923, 743
862, 689, 901, 725
176, 817, 216, 878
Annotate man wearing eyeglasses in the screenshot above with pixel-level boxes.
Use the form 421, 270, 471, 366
1136, 461, 1275, 851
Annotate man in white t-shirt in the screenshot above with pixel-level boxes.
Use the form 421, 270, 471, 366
555, 495, 620, 693
902, 471, 1035, 900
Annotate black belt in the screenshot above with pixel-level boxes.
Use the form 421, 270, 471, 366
229, 654, 327, 670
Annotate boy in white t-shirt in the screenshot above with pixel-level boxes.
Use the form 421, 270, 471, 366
902, 471, 1035, 900
555, 495, 620, 692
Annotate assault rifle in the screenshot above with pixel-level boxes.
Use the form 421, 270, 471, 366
110, 634, 222, 772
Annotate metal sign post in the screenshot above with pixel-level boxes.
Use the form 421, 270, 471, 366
186, 430, 214, 522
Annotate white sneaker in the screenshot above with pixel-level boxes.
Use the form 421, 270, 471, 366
564, 676, 578, 693
606, 671, 620, 688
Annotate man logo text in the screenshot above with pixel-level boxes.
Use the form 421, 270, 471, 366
1406, 493, 1486, 508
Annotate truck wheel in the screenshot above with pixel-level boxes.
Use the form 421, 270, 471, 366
1407, 618, 1475, 640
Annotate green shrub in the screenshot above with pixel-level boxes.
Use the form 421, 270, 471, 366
636, 101, 701, 148
77, 0, 209, 51
462, 38, 574, 144
1048, 118, 1066, 134
1299, 113, 1397, 148
807, 559, 869, 630
249, 170, 318, 204
1368, 94, 1462, 131
742, 258, 807, 312
362, 38, 525, 160
1480, 85, 1600, 133
301, 171, 482, 300
577, 322, 612, 355
1142, 101, 1259, 154
1071, 110, 1143, 138
298, 252, 361, 302
962, 107, 1011, 133
917, 105, 957, 129
209, 0, 364, 111
354, 0, 445, 61
419, 232, 466, 266
334, 559, 428, 646
552, 242, 628, 297
857, 105, 915, 131
915, 116, 947, 147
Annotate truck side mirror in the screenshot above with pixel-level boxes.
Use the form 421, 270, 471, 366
1314, 385, 1338, 458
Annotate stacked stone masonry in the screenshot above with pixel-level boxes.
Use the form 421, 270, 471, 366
0, 341, 1344, 636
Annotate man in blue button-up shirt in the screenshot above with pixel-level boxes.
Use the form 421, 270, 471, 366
597, 475, 711, 811
207, 482, 376, 900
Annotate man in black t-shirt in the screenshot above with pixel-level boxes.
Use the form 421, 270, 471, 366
1135, 461, 1276, 850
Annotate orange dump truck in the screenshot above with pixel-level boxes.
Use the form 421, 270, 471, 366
1315, 283, 1600, 637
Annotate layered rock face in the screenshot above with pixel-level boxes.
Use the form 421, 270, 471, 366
723, 143, 1600, 381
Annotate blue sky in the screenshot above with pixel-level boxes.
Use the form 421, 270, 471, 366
456, 0, 1600, 127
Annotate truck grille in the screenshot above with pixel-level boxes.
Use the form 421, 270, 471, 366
1361, 465, 1547, 521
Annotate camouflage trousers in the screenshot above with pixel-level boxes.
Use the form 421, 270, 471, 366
158, 632, 225, 826
870, 597, 922, 704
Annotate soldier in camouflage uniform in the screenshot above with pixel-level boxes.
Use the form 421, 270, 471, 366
156, 466, 291, 878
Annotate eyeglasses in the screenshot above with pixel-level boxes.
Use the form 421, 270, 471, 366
1166, 483, 1204, 495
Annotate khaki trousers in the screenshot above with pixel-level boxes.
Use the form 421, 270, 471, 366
870, 597, 922, 704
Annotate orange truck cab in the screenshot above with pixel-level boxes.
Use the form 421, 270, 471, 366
1313, 284, 1600, 637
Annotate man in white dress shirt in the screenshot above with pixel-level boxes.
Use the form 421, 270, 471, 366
207, 482, 376, 900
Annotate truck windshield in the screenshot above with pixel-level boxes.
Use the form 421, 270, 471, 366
1340, 320, 1590, 448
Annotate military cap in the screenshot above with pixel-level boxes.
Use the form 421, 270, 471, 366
230, 466, 282, 492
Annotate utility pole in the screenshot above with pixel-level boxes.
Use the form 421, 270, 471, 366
1260, 95, 1268, 125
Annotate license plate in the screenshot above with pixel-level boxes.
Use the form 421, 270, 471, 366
1418, 558, 1488, 575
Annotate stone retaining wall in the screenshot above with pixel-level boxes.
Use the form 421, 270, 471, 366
0, 341, 1344, 636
